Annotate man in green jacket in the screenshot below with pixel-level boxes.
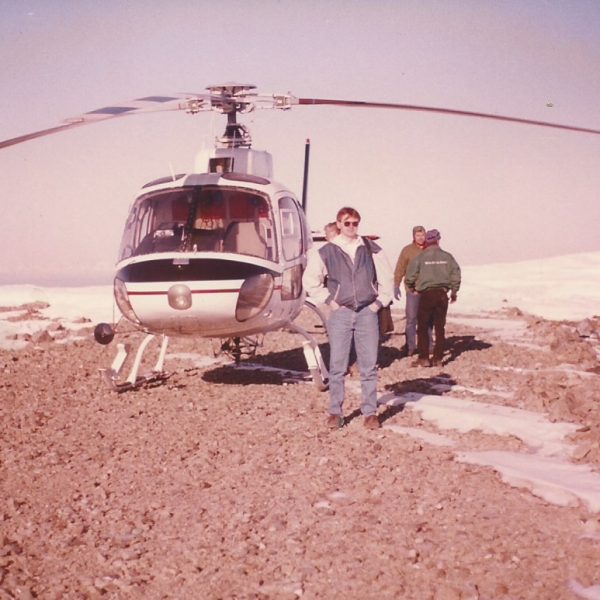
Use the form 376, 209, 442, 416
405, 229, 461, 367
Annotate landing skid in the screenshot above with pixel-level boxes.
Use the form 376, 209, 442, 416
99, 333, 170, 392
98, 304, 329, 392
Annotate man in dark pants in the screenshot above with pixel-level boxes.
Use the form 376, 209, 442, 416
404, 229, 461, 367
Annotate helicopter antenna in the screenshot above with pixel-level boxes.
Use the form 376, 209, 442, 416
301, 138, 311, 212
168, 161, 176, 182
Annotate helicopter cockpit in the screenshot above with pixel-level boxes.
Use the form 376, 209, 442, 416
119, 186, 278, 262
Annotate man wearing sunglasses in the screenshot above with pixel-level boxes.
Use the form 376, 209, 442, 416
303, 206, 393, 430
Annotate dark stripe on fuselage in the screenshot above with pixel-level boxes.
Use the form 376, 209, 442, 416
116, 258, 279, 283
127, 285, 283, 296
128, 288, 240, 296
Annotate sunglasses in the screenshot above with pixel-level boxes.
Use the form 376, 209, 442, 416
342, 220, 360, 227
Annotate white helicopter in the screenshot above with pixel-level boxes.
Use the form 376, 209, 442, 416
2, 83, 599, 391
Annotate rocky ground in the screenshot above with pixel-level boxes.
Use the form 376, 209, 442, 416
1, 303, 600, 599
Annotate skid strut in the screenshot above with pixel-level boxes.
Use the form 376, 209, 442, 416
287, 321, 329, 391
100, 334, 170, 391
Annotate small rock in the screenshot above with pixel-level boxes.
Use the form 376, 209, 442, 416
31, 329, 54, 343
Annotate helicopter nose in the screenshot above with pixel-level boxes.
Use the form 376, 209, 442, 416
167, 284, 192, 310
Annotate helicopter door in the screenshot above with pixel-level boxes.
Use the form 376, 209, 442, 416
278, 196, 304, 301
279, 197, 303, 260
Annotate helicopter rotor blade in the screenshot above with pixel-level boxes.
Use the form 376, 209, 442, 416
0, 94, 214, 150
0, 88, 298, 150
0, 122, 90, 149
297, 98, 600, 136
3, 88, 598, 151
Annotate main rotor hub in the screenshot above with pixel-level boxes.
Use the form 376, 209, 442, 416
206, 83, 257, 148
218, 114, 252, 148
206, 83, 257, 115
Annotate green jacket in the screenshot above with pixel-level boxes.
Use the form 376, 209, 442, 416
405, 245, 461, 294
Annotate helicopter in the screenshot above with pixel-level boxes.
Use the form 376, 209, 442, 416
2, 83, 599, 391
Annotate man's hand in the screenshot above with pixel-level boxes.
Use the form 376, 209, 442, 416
330, 300, 340, 311
369, 302, 379, 312
450, 292, 457, 303
393, 286, 401, 300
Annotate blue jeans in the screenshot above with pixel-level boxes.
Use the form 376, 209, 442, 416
405, 292, 420, 353
327, 305, 379, 417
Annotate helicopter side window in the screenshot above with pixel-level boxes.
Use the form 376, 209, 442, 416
118, 206, 138, 260
278, 197, 303, 261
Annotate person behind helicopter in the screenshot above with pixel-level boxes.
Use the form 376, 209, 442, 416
393, 224, 432, 356
303, 207, 393, 430
324, 221, 339, 242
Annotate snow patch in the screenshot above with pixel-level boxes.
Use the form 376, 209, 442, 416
404, 394, 578, 457
457, 451, 600, 513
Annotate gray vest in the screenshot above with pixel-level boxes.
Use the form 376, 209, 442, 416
318, 237, 379, 311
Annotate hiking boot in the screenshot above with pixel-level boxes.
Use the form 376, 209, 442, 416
326, 414, 344, 430
364, 415, 381, 430
412, 357, 431, 368
431, 358, 443, 367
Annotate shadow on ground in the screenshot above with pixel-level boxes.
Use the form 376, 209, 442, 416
443, 335, 492, 363
377, 374, 458, 424
202, 345, 321, 386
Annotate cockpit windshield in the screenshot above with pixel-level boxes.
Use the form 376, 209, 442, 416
118, 186, 277, 262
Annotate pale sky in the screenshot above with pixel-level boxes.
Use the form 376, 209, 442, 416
1, 0, 599, 285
